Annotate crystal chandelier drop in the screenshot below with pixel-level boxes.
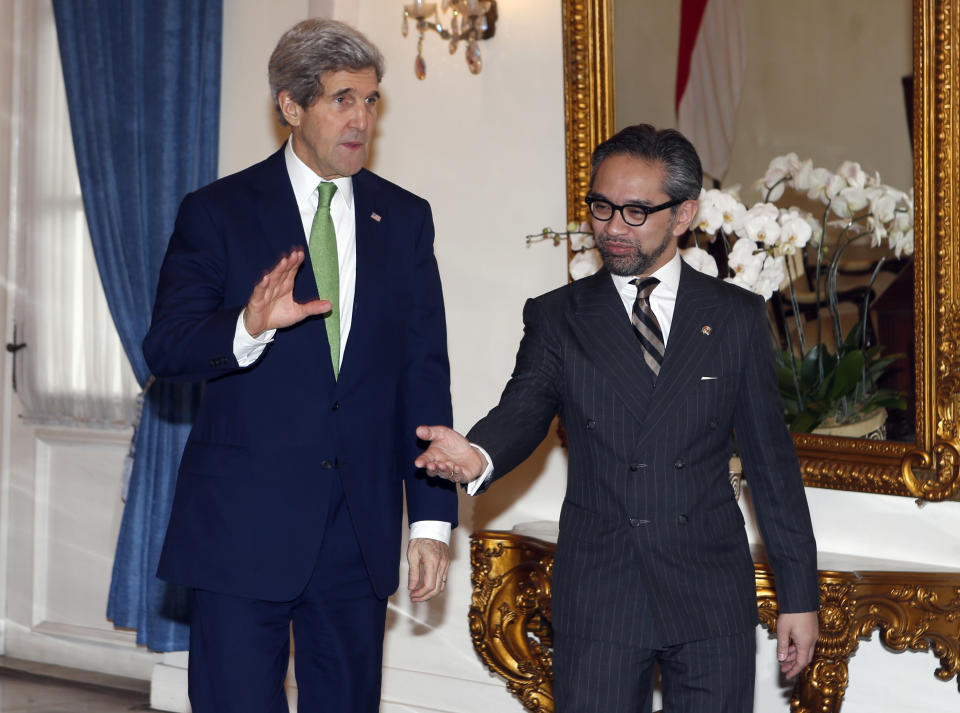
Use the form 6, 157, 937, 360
401, 0, 497, 79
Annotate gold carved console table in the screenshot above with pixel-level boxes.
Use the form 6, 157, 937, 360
470, 525, 960, 713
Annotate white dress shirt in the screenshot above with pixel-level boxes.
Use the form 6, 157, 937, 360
467, 250, 684, 495
610, 249, 682, 346
232, 140, 450, 544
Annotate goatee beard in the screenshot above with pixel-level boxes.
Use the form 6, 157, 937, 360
596, 228, 673, 276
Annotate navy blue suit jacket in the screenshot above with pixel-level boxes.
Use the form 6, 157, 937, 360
145, 148, 457, 602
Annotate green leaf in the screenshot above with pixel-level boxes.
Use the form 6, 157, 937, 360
865, 392, 908, 410
790, 411, 823, 433
842, 321, 865, 351
829, 350, 866, 400
777, 365, 799, 394
866, 355, 901, 380
800, 345, 828, 387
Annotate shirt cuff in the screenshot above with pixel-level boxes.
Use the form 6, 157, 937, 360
234, 309, 276, 367
409, 520, 451, 545
466, 443, 494, 496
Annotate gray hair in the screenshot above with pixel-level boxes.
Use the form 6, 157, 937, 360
268, 19, 385, 126
589, 124, 702, 202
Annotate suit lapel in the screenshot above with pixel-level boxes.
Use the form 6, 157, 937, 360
567, 269, 654, 425
638, 261, 722, 442
252, 148, 320, 304
337, 169, 383, 387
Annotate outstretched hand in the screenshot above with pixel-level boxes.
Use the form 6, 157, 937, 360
414, 425, 487, 484
243, 248, 331, 337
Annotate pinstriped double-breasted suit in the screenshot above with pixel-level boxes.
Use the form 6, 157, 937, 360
468, 260, 818, 651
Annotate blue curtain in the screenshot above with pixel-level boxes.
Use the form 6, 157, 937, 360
53, 0, 222, 651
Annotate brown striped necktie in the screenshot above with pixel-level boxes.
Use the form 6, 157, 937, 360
630, 276, 664, 376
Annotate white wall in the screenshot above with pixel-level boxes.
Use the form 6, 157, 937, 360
350, 1, 568, 709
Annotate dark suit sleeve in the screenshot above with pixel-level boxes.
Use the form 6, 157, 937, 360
399, 200, 459, 526
466, 297, 563, 488
143, 192, 245, 382
733, 296, 819, 614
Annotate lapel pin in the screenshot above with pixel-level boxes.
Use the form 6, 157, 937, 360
370, 212, 382, 222
701, 325, 712, 335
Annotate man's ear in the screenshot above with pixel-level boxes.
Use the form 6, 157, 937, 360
278, 90, 302, 127
672, 198, 700, 236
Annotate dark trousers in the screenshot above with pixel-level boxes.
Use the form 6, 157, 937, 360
187, 479, 387, 713
554, 629, 756, 713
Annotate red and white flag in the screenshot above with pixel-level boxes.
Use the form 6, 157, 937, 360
675, 0, 747, 183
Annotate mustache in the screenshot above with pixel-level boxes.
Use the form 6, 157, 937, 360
595, 233, 634, 247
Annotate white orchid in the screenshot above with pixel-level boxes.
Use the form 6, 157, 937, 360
736, 203, 781, 247
568, 247, 603, 281
867, 188, 898, 224
693, 189, 726, 234
790, 158, 816, 192
777, 208, 813, 253
758, 153, 803, 201
680, 245, 719, 277
727, 237, 765, 286
804, 167, 835, 203
831, 185, 870, 219
695, 188, 744, 237
837, 160, 868, 189
754, 255, 787, 300
569, 225, 595, 250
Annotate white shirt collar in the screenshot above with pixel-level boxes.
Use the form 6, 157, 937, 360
284, 138, 354, 209
610, 248, 683, 296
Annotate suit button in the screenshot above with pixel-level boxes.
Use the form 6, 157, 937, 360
332, 401, 340, 411
586, 419, 596, 430
629, 463, 646, 472
678, 514, 688, 524
709, 418, 719, 429
674, 458, 685, 469
321, 460, 333, 470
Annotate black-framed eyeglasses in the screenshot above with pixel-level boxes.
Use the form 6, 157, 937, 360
584, 195, 683, 227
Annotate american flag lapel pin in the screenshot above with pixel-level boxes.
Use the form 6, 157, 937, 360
370, 212, 382, 222
701, 325, 712, 335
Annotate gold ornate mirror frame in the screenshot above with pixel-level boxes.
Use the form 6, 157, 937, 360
561, 0, 960, 500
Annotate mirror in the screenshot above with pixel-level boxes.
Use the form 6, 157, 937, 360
560, 0, 960, 500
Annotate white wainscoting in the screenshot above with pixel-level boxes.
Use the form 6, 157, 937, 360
1, 421, 160, 680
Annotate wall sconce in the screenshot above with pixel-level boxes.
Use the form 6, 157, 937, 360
401, 0, 497, 79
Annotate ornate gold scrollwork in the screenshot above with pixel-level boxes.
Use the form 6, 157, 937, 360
472, 532, 960, 713
470, 533, 555, 713
561, 0, 612, 226
760, 572, 960, 712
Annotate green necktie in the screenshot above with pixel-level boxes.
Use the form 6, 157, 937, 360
309, 182, 339, 378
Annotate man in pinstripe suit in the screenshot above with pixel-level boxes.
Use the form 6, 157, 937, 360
416, 124, 819, 712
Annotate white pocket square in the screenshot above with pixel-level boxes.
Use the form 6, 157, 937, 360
700, 376, 718, 381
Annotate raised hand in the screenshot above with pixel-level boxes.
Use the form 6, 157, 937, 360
414, 425, 487, 484
243, 248, 331, 337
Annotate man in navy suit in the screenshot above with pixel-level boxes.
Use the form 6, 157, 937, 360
144, 19, 456, 713
415, 125, 819, 712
